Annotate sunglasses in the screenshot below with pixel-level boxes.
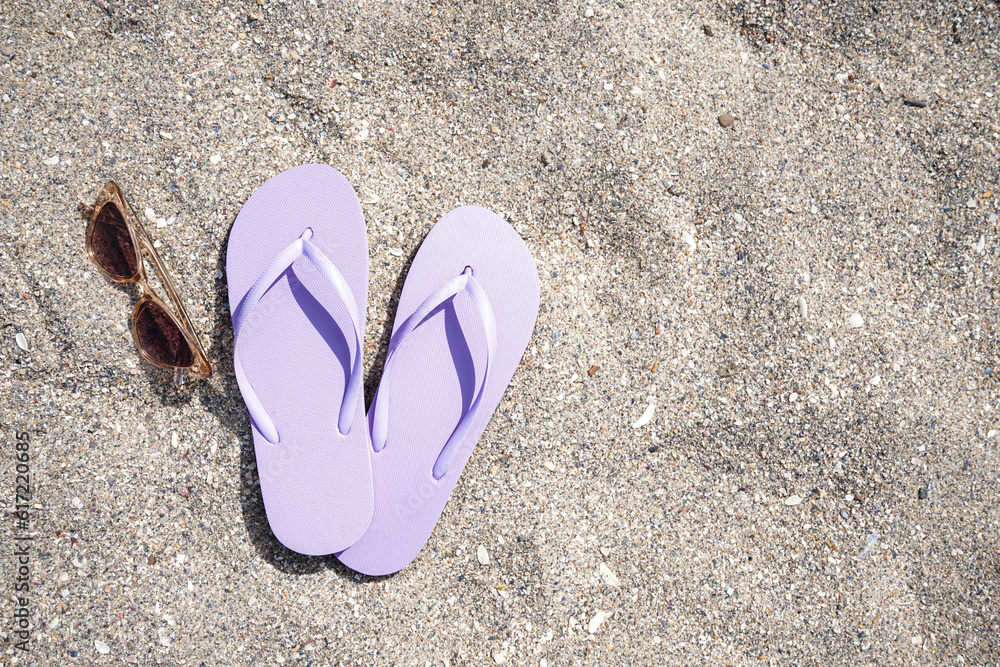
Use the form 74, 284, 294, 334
84, 181, 212, 380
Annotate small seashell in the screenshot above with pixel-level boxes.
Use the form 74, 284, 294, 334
682, 231, 697, 254
784, 495, 803, 506
584, 7, 594, 18
849, 312, 864, 328
477, 545, 490, 565
43, 155, 59, 166
159, 131, 173, 140
95, 640, 110, 655
388, 248, 403, 257
588, 611, 608, 634
976, 236, 985, 254
631, 401, 655, 429
797, 296, 807, 318
209, 154, 222, 165
15, 332, 27, 351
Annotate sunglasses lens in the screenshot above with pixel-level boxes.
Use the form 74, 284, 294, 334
91, 202, 139, 280
134, 300, 195, 368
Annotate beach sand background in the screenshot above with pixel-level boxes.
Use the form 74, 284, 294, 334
1, 0, 999, 663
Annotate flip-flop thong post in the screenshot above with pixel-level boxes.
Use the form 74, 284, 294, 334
337, 206, 539, 575
227, 164, 373, 555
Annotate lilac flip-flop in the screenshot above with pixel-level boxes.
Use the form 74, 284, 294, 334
337, 206, 539, 575
227, 164, 373, 555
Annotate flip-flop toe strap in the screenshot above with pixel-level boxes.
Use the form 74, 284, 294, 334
371, 267, 498, 479
232, 228, 363, 443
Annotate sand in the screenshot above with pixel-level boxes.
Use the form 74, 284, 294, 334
1, 0, 999, 664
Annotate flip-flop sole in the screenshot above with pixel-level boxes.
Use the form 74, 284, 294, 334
227, 164, 373, 555
337, 206, 539, 575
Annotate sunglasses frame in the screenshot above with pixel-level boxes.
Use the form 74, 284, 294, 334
85, 181, 212, 379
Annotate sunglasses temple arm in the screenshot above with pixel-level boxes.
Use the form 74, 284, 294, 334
138, 236, 207, 348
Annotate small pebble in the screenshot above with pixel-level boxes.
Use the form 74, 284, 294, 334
967, 198, 977, 209
42, 155, 59, 166
148, 555, 156, 565
15, 332, 27, 351
71, 497, 84, 509
834, 104, 845, 115
584, 7, 594, 18
918, 487, 927, 500
588, 364, 599, 377
209, 154, 222, 165
2, 46, 12, 57
599, 562, 620, 586
159, 131, 173, 140
718, 112, 735, 128
588, 611, 608, 634
477, 545, 490, 565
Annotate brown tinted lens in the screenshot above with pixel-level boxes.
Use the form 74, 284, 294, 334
134, 300, 195, 368
91, 202, 138, 280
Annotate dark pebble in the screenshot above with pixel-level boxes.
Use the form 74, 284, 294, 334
904, 98, 927, 108
648, 445, 660, 453
588, 365, 599, 377
702, 25, 714, 37
539, 151, 551, 167
918, 487, 928, 500
148, 555, 156, 565
481, 158, 490, 169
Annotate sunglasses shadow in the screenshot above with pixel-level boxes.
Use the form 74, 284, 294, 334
196, 217, 418, 582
